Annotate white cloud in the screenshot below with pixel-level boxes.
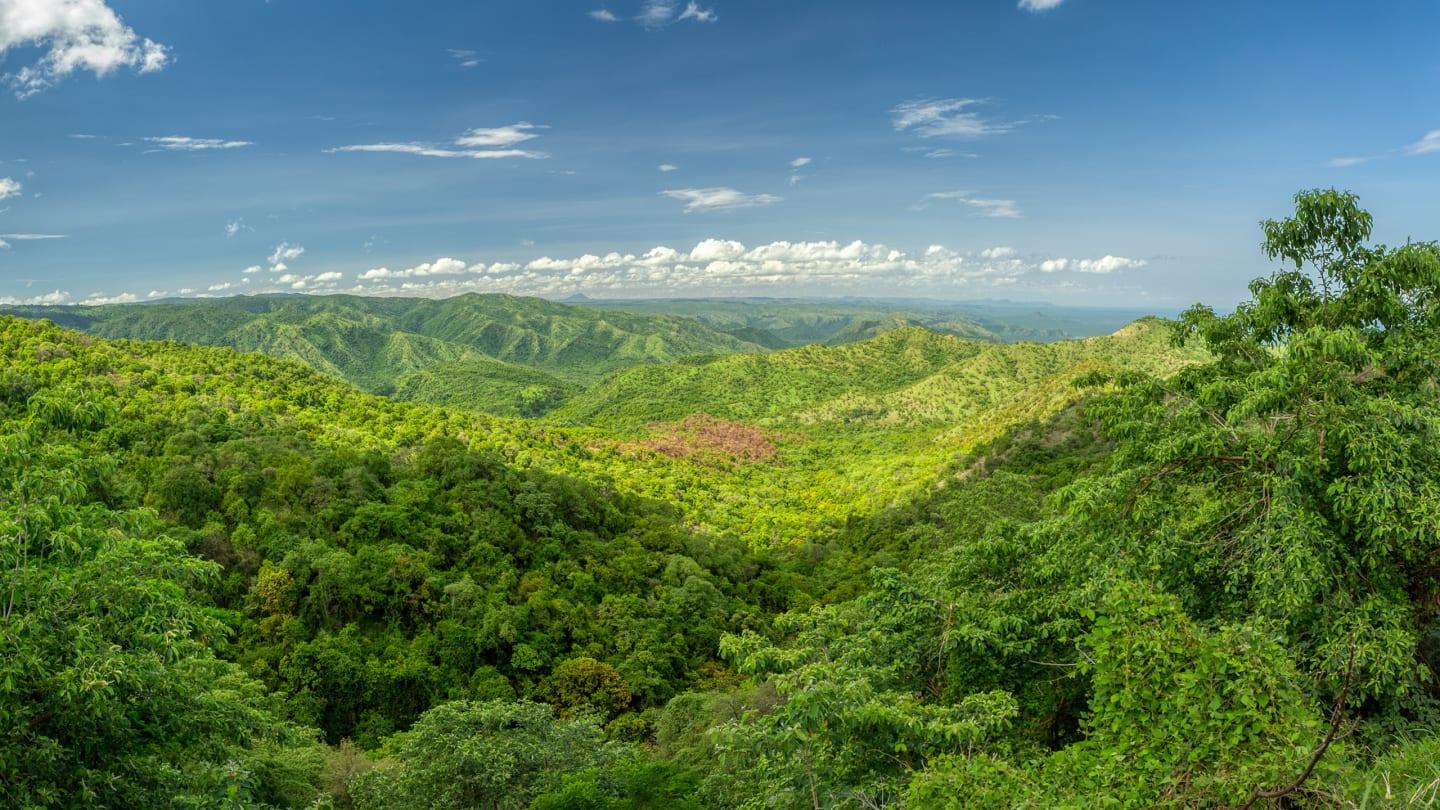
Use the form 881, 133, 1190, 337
0, 232, 66, 239
447, 48, 481, 68
0, 177, 20, 200
145, 136, 253, 152
658, 163, 679, 172
892, 98, 1009, 139
269, 242, 305, 265
330, 239, 1147, 299
327, 124, 549, 160
637, 1, 676, 27
242, 265, 262, 274
637, 0, 714, 28
1406, 130, 1440, 156
1326, 156, 1372, 168
588, 8, 619, 22
359, 257, 468, 280
789, 156, 811, 168
224, 219, 252, 238
0, 0, 168, 98
0, 289, 70, 305
79, 291, 137, 305
677, 2, 717, 23
313, 271, 344, 283
662, 187, 782, 212
917, 191, 1022, 219
0, 239, 7, 250
1019, 0, 1065, 10
455, 122, 545, 148
1039, 255, 1146, 274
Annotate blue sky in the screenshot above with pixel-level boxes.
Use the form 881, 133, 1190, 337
0, 0, 1437, 308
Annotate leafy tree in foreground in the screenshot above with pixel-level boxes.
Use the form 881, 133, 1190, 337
349, 699, 623, 810
0, 398, 322, 808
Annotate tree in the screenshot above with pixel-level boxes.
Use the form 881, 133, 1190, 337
349, 700, 623, 810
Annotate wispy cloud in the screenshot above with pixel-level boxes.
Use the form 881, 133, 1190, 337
224, 219, 252, 238
661, 187, 781, 212
637, 0, 716, 28
447, 48, 482, 68
1326, 156, 1373, 168
0, 233, 67, 240
0, 0, 169, 98
1328, 129, 1440, 168
145, 136, 253, 151
455, 122, 546, 148
915, 191, 1022, 218
658, 163, 679, 172
328, 124, 549, 160
589, 8, 619, 22
0, 177, 20, 200
677, 2, 717, 23
1406, 129, 1440, 156
789, 156, 811, 168
1019, 0, 1065, 10
892, 98, 1010, 139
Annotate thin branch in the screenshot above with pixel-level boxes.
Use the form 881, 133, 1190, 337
1239, 635, 1358, 809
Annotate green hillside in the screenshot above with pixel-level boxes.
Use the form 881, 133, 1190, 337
586, 296, 1155, 346
0, 293, 765, 415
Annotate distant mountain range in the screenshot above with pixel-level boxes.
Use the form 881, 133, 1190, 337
0, 293, 1157, 416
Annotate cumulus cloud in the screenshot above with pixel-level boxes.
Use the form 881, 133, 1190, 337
0, 289, 70, 305
224, 219, 252, 238
358, 257, 467, 280
1039, 255, 1146, 274
269, 242, 304, 265
321, 240, 1148, 300
0, 177, 20, 200
0, 0, 168, 98
328, 124, 549, 160
658, 163, 679, 172
145, 136, 253, 152
662, 187, 782, 212
588, 8, 619, 22
892, 98, 1009, 139
916, 191, 1022, 219
1019, 0, 1065, 10
313, 271, 344, 283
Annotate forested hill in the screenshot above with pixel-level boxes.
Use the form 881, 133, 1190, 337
551, 318, 1189, 430
0, 293, 767, 415
578, 296, 1154, 345
11, 192, 1440, 808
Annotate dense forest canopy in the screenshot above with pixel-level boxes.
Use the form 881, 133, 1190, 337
5, 190, 1440, 807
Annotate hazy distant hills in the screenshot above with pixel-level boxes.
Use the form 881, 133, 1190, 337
0, 293, 767, 415
583, 296, 1157, 345
0, 292, 1157, 416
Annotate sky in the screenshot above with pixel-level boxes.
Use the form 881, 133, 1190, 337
0, 0, 1437, 309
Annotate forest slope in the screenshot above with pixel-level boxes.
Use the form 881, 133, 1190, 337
0, 293, 765, 415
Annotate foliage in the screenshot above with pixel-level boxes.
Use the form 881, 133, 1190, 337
0, 401, 323, 808
349, 700, 621, 809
